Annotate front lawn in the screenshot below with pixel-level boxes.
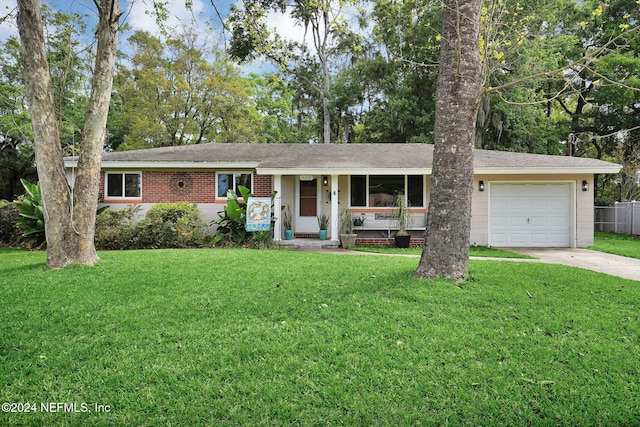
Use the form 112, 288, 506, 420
1, 249, 638, 425
590, 231, 640, 259
352, 244, 533, 258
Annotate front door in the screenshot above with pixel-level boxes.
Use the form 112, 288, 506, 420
296, 177, 320, 233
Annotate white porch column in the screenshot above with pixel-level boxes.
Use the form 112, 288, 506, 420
273, 174, 282, 242
330, 174, 339, 242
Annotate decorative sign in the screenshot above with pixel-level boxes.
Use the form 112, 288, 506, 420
246, 197, 272, 231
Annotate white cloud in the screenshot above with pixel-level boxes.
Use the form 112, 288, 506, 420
265, 9, 309, 46
124, 0, 207, 38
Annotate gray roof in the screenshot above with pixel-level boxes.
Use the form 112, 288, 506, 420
68, 143, 620, 174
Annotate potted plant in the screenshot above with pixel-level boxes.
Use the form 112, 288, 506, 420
339, 210, 358, 249
282, 205, 293, 240
317, 214, 329, 240
393, 195, 411, 248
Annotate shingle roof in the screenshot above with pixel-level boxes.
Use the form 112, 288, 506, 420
73, 143, 620, 174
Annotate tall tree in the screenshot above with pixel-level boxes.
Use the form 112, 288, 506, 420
117, 29, 258, 149
414, 0, 483, 281
17, 0, 121, 267
227, 0, 362, 143
1, 8, 91, 199
357, 0, 441, 143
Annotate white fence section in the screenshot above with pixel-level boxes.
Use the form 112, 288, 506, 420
594, 202, 640, 235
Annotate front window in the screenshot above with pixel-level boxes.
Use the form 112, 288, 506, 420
105, 172, 141, 198
217, 172, 252, 198
350, 175, 424, 207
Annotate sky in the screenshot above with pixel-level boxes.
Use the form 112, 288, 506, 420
0, 0, 310, 53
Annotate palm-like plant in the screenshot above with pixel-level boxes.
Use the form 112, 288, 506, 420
13, 179, 45, 246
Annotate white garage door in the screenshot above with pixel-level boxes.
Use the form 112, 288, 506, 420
490, 183, 572, 247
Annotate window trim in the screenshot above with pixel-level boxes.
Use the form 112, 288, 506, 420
216, 171, 254, 199
104, 171, 142, 200
349, 174, 426, 208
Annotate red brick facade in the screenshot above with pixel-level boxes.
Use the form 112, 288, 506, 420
100, 170, 271, 203
253, 175, 273, 197
355, 237, 424, 247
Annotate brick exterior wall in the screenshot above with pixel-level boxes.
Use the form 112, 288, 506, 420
141, 171, 216, 203
100, 170, 273, 203
355, 237, 424, 247
253, 175, 273, 197
101, 171, 216, 203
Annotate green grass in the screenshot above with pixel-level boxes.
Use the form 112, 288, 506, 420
352, 244, 534, 258
1, 249, 638, 426
589, 232, 640, 259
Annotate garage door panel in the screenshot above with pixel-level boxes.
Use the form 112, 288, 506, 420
490, 184, 571, 247
492, 216, 508, 227
510, 216, 529, 227
530, 233, 549, 244
550, 216, 569, 227
531, 199, 549, 210
529, 216, 548, 227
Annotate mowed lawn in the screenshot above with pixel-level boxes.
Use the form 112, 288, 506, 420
0, 248, 638, 426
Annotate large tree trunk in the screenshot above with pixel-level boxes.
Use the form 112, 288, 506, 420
18, 0, 72, 267
71, 0, 121, 264
17, 0, 121, 268
414, 0, 483, 281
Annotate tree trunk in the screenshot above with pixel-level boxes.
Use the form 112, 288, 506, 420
71, 0, 121, 264
17, 0, 121, 268
414, 0, 483, 282
18, 0, 72, 268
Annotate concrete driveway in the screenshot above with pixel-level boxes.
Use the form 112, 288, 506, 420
505, 248, 640, 281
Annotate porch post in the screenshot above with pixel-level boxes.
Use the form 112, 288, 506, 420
273, 174, 282, 242
330, 174, 339, 242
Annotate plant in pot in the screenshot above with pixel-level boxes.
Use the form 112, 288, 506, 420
317, 214, 329, 240
339, 210, 358, 249
282, 205, 293, 240
393, 195, 411, 248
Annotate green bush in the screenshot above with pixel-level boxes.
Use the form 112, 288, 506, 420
95, 203, 207, 250
134, 202, 206, 249
0, 201, 22, 247
94, 205, 140, 250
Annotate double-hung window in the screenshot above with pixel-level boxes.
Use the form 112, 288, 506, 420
217, 172, 253, 198
105, 172, 141, 199
350, 175, 424, 207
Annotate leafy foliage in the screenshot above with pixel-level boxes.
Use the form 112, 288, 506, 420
212, 185, 278, 247
94, 203, 206, 250
136, 202, 206, 248
94, 204, 140, 250
0, 201, 21, 246
115, 30, 259, 150
13, 179, 45, 247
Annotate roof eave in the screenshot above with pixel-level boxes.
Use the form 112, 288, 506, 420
64, 160, 260, 169
474, 166, 623, 175
257, 167, 433, 175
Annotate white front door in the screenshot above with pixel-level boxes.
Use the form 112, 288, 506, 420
490, 183, 572, 247
296, 177, 321, 233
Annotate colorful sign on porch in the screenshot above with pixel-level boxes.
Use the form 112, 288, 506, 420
246, 197, 272, 231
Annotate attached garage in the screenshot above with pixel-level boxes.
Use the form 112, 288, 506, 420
489, 183, 573, 247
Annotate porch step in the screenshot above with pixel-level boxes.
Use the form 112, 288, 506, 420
281, 238, 340, 250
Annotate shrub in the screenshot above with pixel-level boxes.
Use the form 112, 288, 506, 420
0, 201, 21, 247
94, 202, 207, 250
94, 205, 140, 250
135, 202, 206, 249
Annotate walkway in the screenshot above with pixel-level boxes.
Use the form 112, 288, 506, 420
290, 244, 640, 281
506, 248, 640, 282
